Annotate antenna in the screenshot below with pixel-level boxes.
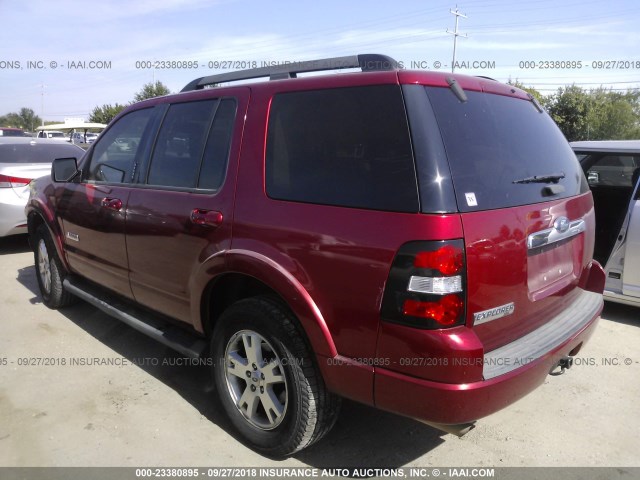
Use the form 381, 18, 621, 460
446, 6, 468, 73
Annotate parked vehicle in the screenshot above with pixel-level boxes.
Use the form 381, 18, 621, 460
0, 138, 84, 237
26, 54, 605, 456
70, 132, 100, 144
36, 130, 67, 141
572, 140, 640, 307
0, 127, 25, 137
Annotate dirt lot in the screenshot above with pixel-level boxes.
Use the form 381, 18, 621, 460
0, 234, 638, 468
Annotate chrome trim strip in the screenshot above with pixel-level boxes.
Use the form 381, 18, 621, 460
527, 219, 586, 250
483, 290, 602, 380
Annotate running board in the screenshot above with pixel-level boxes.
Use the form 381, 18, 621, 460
63, 277, 207, 359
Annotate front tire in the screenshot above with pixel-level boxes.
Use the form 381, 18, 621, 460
211, 296, 340, 456
33, 224, 75, 308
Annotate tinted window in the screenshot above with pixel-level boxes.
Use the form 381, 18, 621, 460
88, 108, 154, 183
266, 85, 418, 212
0, 128, 24, 137
426, 87, 588, 212
198, 99, 236, 190
147, 101, 217, 188
584, 155, 640, 187
0, 142, 83, 163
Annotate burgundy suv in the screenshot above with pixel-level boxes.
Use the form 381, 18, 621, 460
26, 54, 605, 456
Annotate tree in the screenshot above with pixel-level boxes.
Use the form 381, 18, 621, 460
507, 79, 546, 106
545, 86, 640, 141
17, 108, 42, 131
585, 88, 640, 140
89, 103, 126, 124
0, 108, 41, 130
545, 85, 591, 141
133, 81, 171, 102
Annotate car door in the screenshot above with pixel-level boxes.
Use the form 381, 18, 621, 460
55, 107, 157, 299
125, 90, 248, 324
621, 177, 640, 298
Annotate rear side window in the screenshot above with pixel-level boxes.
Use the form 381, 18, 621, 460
266, 85, 419, 212
148, 100, 216, 188
199, 99, 236, 190
426, 87, 588, 212
147, 99, 236, 190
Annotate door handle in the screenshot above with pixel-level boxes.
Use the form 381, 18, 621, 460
190, 209, 223, 227
101, 197, 123, 211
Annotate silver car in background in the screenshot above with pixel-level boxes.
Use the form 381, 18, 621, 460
572, 140, 640, 307
0, 138, 85, 237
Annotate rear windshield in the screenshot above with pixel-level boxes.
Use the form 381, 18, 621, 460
426, 87, 588, 212
0, 143, 83, 163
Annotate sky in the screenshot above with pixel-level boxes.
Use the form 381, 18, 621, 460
0, 0, 639, 123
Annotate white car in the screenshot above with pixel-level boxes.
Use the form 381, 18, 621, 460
572, 140, 640, 307
37, 130, 68, 141
0, 137, 85, 237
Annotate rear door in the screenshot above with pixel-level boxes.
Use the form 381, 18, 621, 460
125, 90, 248, 324
56, 107, 156, 299
422, 84, 593, 352
622, 180, 640, 298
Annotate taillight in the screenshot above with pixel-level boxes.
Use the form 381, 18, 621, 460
0, 174, 32, 188
414, 244, 463, 275
381, 240, 466, 329
402, 295, 464, 326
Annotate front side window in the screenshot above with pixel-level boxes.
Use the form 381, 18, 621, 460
87, 108, 154, 183
265, 85, 419, 212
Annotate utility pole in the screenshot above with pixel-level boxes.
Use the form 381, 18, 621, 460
447, 6, 467, 73
40, 83, 47, 126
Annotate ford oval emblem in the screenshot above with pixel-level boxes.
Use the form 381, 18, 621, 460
554, 216, 570, 233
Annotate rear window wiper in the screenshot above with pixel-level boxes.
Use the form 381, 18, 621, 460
512, 172, 565, 184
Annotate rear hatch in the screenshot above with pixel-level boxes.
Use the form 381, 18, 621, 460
413, 77, 593, 352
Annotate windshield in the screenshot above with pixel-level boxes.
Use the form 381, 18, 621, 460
426, 86, 589, 212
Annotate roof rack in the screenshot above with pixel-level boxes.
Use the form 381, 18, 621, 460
181, 54, 399, 92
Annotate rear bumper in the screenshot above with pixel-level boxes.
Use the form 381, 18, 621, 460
374, 289, 602, 425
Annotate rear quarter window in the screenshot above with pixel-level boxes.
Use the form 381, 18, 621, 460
265, 85, 419, 213
426, 87, 588, 212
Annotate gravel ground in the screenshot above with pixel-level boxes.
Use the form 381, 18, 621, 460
0, 234, 638, 469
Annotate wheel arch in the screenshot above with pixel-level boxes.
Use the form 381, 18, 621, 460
27, 209, 68, 271
193, 249, 337, 359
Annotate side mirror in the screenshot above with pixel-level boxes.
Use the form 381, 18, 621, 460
52, 157, 80, 182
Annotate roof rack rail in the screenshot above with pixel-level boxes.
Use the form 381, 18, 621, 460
181, 53, 399, 92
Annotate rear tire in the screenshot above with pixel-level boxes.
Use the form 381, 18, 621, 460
33, 224, 76, 308
211, 296, 340, 456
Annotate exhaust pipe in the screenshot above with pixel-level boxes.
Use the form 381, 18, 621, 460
549, 355, 574, 376
422, 421, 476, 437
